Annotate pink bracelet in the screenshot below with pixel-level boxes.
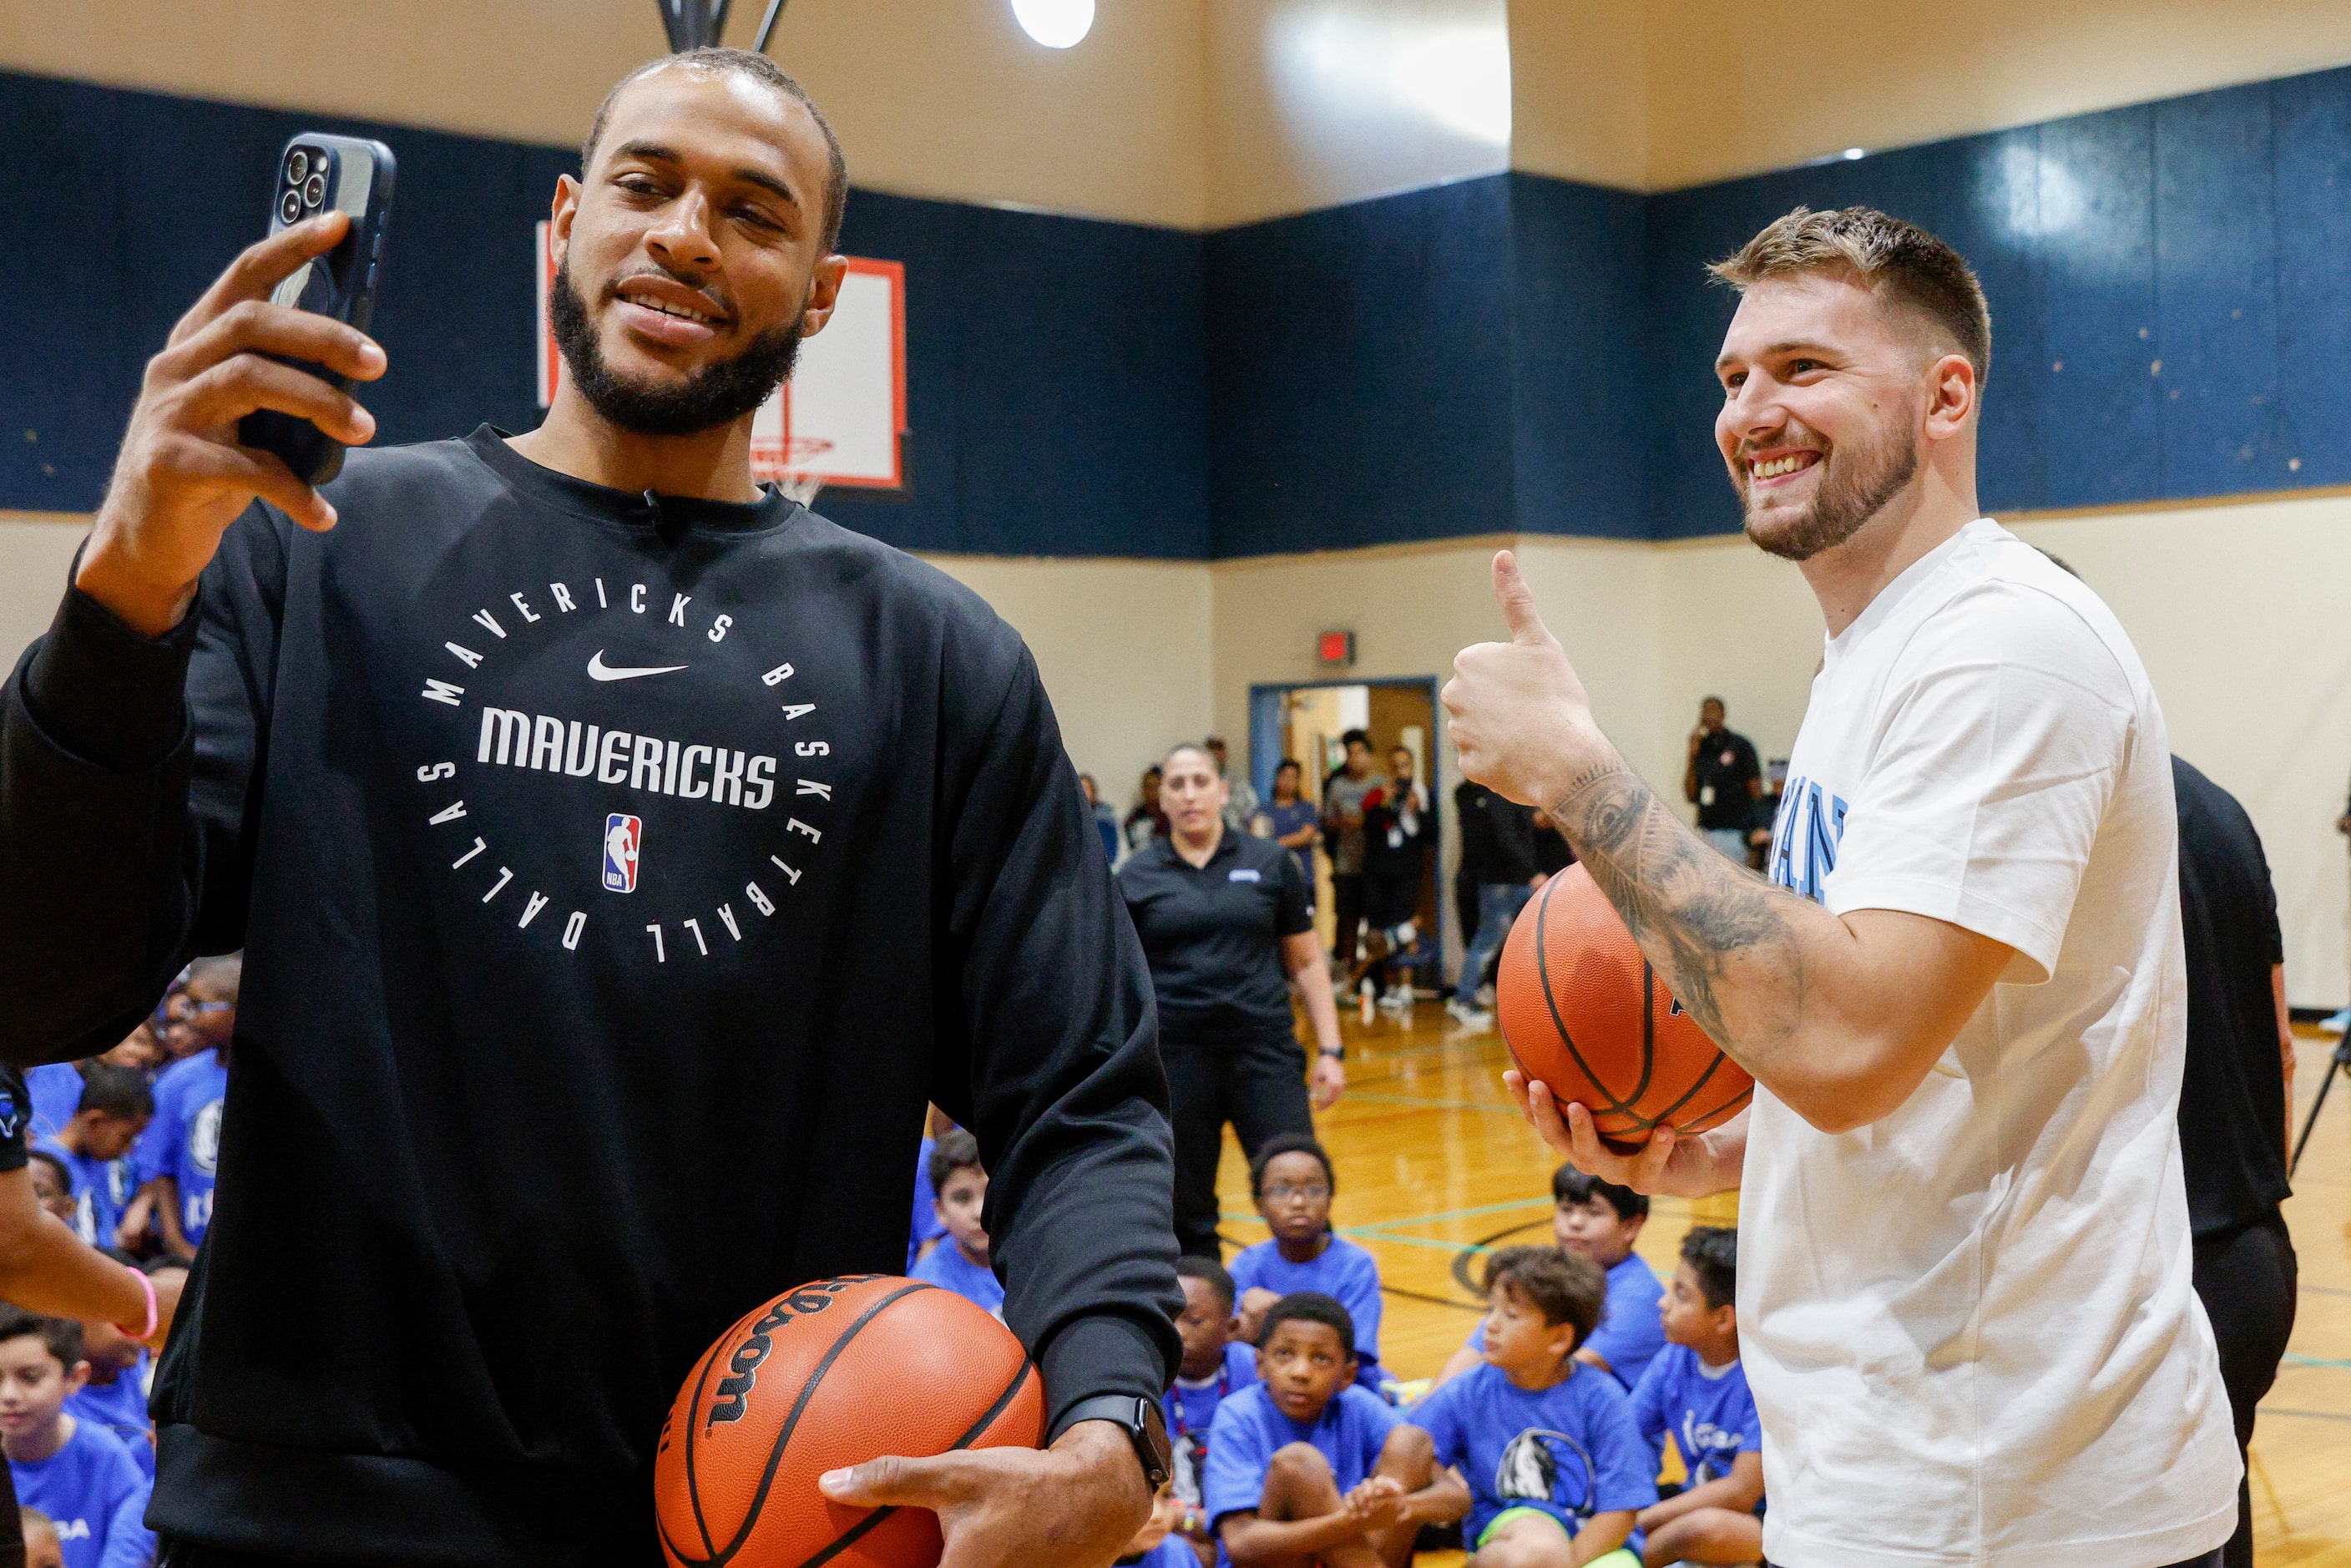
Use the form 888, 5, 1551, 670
115, 1269, 157, 1342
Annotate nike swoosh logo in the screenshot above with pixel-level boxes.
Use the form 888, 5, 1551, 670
587, 650, 690, 682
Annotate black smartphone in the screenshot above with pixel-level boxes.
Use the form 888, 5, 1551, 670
238, 132, 397, 487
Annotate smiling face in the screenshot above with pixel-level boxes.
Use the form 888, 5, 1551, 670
1159, 746, 1229, 841
1714, 271, 1966, 563
549, 62, 845, 438
0, 1335, 80, 1452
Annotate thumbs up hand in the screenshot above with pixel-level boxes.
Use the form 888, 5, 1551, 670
1442, 551, 1603, 810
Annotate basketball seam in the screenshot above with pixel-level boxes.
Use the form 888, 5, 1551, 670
1681, 1083, 1755, 1130
1625, 961, 1661, 1115
1526, 878, 1639, 1120
666, 1282, 936, 1568
793, 1356, 1037, 1568
680, 1333, 726, 1559
1637, 1028, 1740, 1133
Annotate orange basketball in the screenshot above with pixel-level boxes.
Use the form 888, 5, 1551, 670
1497, 864, 1754, 1151
655, 1275, 1044, 1568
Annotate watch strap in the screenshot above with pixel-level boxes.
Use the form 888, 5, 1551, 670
1057, 1393, 1172, 1490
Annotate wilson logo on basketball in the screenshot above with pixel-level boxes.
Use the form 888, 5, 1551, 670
705, 1277, 876, 1431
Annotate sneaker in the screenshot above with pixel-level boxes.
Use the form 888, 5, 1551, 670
1446, 999, 1494, 1030
2325, 1008, 2351, 1034
1378, 989, 1413, 1014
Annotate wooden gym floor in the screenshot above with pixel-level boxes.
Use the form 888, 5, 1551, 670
1213, 1009, 2351, 1567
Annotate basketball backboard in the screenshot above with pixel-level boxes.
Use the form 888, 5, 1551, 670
536, 224, 907, 498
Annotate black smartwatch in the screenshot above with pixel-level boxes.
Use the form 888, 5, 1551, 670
1056, 1393, 1172, 1491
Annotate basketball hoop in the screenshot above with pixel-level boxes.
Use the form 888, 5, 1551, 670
754, 434, 832, 506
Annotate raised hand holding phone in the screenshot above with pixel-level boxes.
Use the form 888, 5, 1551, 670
76, 210, 386, 638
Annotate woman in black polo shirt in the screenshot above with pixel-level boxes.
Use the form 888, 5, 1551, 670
1118, 744, 1347, 1257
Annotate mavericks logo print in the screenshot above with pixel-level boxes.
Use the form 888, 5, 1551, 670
604, 813, 643, 893
407, 570, 837, 966
1493, 1428, 1598, 1523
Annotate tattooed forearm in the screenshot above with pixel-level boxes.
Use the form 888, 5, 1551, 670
1549, 759, 1806, 1062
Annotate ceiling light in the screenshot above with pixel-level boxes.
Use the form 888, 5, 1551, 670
1013, 0, 1093, 48
1843, 147, 1866, 160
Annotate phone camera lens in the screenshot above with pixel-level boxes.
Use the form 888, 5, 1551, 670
303, 172, 327, 206
279, 189, 305, 225
286, 149, 309, 185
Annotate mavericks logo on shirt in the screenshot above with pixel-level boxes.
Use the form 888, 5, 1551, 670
1494, 1429, 1596, 1520
409, 571, 838, 967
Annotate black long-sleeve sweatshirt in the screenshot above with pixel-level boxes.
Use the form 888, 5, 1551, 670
0, 428, 1180, 1566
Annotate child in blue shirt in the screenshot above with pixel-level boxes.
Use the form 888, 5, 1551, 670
1628, 1228, 1762, 1567
1203, 1294, 1445, 1568
1228, 1136, 1388, 1392
0, 1309, 154, 1568
906, 1132, 946, 1269
1438, 1165, 1666, 1395
63, 1257, 169, 1485
36, 1069, 151, 1253
24, 1066, 84, 1146
908, 1130, 1003, 1318
1410, 1246, 1656, 1568
1166, 1257, 1258, 1560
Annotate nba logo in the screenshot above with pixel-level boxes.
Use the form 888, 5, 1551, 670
602, 814, 642, 893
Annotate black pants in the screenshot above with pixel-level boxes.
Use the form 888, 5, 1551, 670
1164, 1030, 1316, 1257
1329, 872, 1366, 965
2191, 1206, 2298, 1568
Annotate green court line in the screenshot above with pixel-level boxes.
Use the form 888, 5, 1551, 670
1346, 1197, 1558, 1232
2282, 1353, 2351, 1369
2257, 1406, 2351, 1422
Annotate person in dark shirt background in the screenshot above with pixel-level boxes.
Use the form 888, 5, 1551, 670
2172, 756, 2298, 1568
1448, 782, 1542, 1029
1681, 697, 1761, 860
0, 46, 1177, 1568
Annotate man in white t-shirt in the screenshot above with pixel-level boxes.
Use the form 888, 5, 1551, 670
1442, 205, 2237, 1568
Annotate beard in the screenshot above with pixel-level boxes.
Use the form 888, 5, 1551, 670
1733, 414, 1919, 563
549, 258, 804, 438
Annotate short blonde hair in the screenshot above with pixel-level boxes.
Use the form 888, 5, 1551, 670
1711, 205, 1991, 382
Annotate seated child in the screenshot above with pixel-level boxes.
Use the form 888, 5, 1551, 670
25, 1152, 75, 1230
908, 1130, 1001, 1318
21, 1507, 63, 1568
1204, 1293, 1448, 1568
1228, 1136, 1387, 1390
1629, 1228, 1762, 1568
1166, 1257, 1259, 1562
65, 1256, 168, 1483
1119, 1485, 1207, 1568
0, 1309, 153, 1568
1437, 1165, 1665, 1393
1408, 1246, 1656, 1568
35, 1069, 150, 1252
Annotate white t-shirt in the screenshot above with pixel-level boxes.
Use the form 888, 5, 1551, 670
1742, 518, 2237, 1568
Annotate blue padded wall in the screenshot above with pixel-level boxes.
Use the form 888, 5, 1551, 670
0, 70, 1207, 559
1204, 178, 1519, 557
13, 63, 2351, 554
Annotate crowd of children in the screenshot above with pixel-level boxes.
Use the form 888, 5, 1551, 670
0, 956, 240, 1568
889, 1107, 1764, 1568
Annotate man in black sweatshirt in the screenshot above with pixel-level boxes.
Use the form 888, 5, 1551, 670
0, 47, 1177, 1568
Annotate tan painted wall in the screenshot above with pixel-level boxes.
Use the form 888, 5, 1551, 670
1205, 0, 1514, 226
1507, 0, 2351, 192
0, 517, 87, 673
0, 0, 1211, 229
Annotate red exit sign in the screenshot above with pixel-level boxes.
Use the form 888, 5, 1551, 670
1317, 630, 1355, 667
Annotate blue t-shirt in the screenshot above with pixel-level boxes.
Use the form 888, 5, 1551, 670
133, 1050, 227, 1248
1201, 1383, 1398, 1560
1127, 1538, 1196, 1568
907, 1136, 947, 1269
1409, 1361, 1658, 1544
910, 1240, 1004, 1317
10, 1417, 154, 1568
1165, 1340, 1260, 1506
36, 1140, 137, 1252
1629, 1345, 1761, 1505
1229, 1236, 1385, 1387
66, 1356, 154, 1481
26, 1065, 84, 1144
1261, 800, 1318, 885
1465, 1251, 1666, 1391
